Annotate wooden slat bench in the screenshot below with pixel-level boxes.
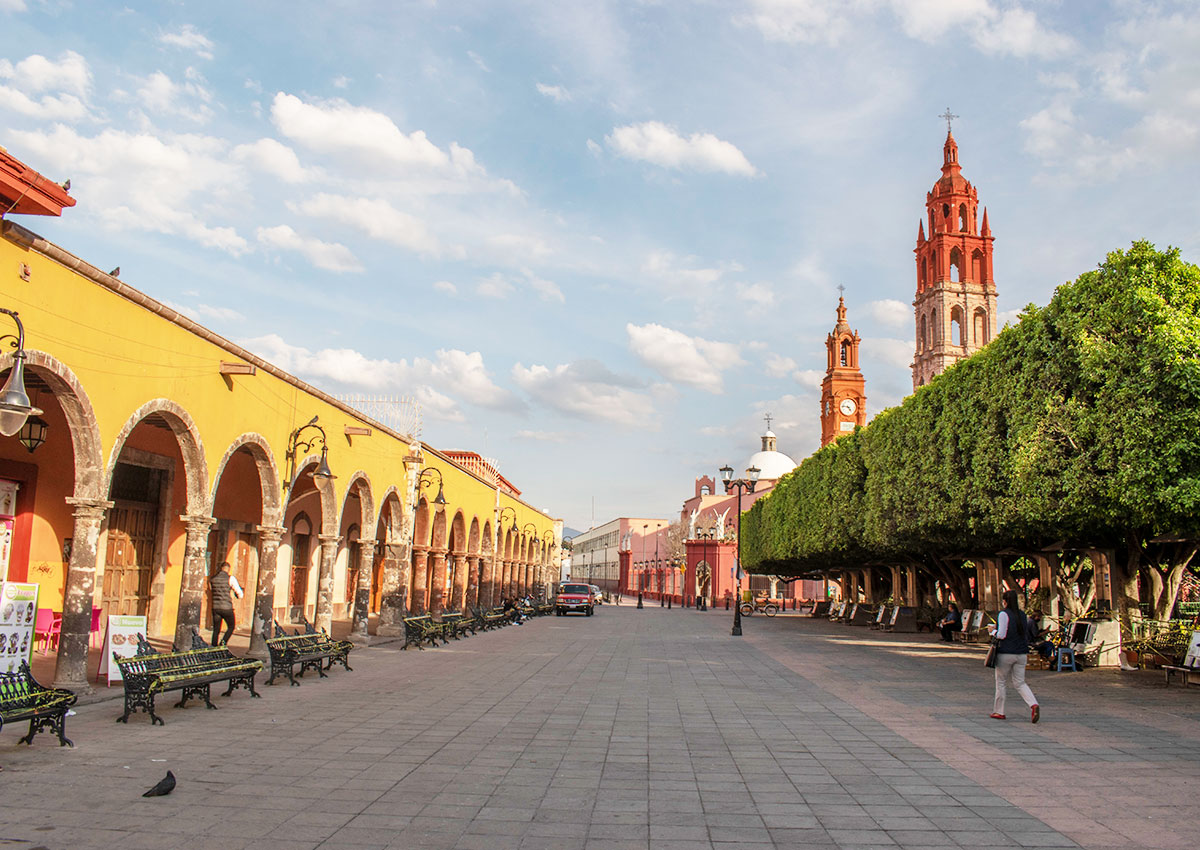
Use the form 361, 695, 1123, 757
264, 622, 354, 686
116, 635, 262, 725
0, 661, 77, 747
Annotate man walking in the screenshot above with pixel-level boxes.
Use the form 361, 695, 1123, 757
209, 561, 244, 646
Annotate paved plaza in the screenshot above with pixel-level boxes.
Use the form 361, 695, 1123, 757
1, 606, 1198, 850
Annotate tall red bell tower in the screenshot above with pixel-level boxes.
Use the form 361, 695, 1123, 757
820, 295, 866, 447
912, 113, 997, 390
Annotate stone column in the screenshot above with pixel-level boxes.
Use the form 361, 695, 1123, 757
904, 565, 919, 606
410, 547, 429, 614
429, 550, 448, 613
480, 554, 495, 607
376, 542, 410, 636
313, 534, 339, 634
1033, 553, 1059, 622
248, 525, 285, 660
174, 515, 216, 650
53, 497, 113, 692
350, 537, 376, 644
890, 566, 902, 605
465, 555, 481, 609
497, 559, 509, 601
861, 569, 874, 604
449, 553, 468, 611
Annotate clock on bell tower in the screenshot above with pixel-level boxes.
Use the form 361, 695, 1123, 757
820, 294, 866, 447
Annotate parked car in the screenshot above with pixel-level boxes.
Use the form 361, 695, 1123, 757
555, 583, 594, 616
590, 585, 604, 605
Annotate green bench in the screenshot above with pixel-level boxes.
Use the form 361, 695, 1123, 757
116, 635, 262, 725
0, 661, 77, 748
265, 621, 354, 686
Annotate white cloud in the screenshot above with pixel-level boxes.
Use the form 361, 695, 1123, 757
864, 298, 912, 328
232, 138, 312, 183
10, 124, 249, 254
739, 0, 1071, 58
523, 268, 565, 303
0, 0, 27, 10
536, 82, 572, 102
513, 360, 654, 426
606, 121, 759, 177
515, 429, 570, 442
0, 50, 92, 120
270, 92, 483, 178
864, 337, 914, 369
332, 75, 350, 89
256, 224, 362, 273
0, 50, 91, 96
467, 50, 490, 72
997, 308, 1023, 328
241, 335, 521, 419
794, 369, 824, 389
487, 233, 551, 263
162, 300, 244, 323
434, 280, 458, 296
642, 251, 729, 295
764, 354, 797, 378
292, 193, 442, 256
736, 282, 775, 310
135, 69, 214, 122
476, 272, 515, 299
626, 323, 744, 393
159, 25, 214, 60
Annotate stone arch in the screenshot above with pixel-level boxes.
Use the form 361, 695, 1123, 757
949, 246, 963, 283
950, 305, 966, 347
971, 248, 984, 283
973, 307, 989, 346
19, 350, 104, 500
209, 433, 283, 527
431, 506, 448, 551
958, 203, 968, 232
339, 471, 376, 535
106, 398, 209, 516
449, 510, 467, 556
375, 486, 404, 541
920, 313, 928, 352
481, 520, 493, 556
289, 455, 338, 534
413, 497, 431, 549
468, 517, 481, 556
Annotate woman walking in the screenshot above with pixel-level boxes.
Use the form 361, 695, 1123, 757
989, 590, 1040, 723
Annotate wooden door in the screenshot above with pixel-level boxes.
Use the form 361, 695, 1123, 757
103, 502, 157, 619
231, 533, 256, 626
370, 550, 383, 613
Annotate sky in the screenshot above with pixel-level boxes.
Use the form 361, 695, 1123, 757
2, 0, 1199, 533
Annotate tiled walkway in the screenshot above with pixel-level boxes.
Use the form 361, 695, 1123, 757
1, 606, 1196, 849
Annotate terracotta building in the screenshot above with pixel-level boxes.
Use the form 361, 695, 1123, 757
912, 129, 998, 389
819, 296, 867, 447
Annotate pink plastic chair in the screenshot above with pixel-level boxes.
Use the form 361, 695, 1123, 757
34, 608, 61, 654
90, 606, 102, 648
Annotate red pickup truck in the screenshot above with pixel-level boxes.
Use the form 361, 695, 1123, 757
555, 583, 595, 616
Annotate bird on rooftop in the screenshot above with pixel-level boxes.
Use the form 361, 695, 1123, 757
109, 267, 119, 277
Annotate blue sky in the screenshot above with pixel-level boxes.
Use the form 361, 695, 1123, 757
3, 0, 1198, 531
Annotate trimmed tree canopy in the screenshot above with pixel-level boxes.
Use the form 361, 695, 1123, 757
742, 242, 1200, 586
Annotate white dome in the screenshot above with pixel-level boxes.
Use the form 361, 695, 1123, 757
746, 449, 797, 481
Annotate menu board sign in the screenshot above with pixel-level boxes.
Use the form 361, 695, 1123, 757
100, 614, 148, 684
0, 581, 38, 673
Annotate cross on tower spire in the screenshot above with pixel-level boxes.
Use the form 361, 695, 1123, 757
836, 284, 845, 297
763, 412, 773, 431
939, 107, 958, 134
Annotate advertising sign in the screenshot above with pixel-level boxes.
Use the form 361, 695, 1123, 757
0, 518, 12, 583
0, 581, 38, 673
100, 614, 148, 684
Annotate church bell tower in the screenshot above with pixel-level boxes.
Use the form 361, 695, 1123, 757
820, 295, 866, 447
912, 114, 997, 390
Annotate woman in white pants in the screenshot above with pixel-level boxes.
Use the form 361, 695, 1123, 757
989, 589, 1040, 723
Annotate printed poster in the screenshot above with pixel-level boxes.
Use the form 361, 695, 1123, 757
0, 581, 38, 674
0, 518, 12, 583
100, 614, 148, 684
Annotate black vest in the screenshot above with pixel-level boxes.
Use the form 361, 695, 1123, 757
210, 571, 233, 611
997, 609, 1030, 655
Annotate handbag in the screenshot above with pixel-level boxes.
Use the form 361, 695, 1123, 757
984, 639, 998, 669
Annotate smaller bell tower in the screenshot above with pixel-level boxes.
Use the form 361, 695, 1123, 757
820, 293, 867, 447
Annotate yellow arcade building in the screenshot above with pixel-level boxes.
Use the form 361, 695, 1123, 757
0, 146, 561, 693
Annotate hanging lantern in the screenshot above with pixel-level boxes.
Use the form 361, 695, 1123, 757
17, 415, 47, 453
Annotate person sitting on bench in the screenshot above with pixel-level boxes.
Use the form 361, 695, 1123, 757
937, 603, 962, 642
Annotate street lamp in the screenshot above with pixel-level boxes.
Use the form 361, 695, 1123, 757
417, 467, 447, 507
285, 415, 336, 486
497, 506, 516, 601
0, 309, 43, 437
720, 463, 760, 637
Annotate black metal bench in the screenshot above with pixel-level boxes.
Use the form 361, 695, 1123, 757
264, 621, 354, 686
116, 634, 262, 725
403, 614, 450, 649
471, 606, 507, 631
439, 611, 475, 639
0, 661, 77, 747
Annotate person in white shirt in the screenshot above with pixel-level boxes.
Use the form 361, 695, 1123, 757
209, 561, 244, 646
988, 589, 1040, 723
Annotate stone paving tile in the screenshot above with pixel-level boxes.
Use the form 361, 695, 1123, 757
6, 610, 1197, 848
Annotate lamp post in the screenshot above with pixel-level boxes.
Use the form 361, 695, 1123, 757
720, 463, 760, 637
521, 522, 537, 598
498, 506, 516, 603
543, 529, 555, 599
285, 416, 337, 487
639, 523, 648, 608
0, 308, 43, 438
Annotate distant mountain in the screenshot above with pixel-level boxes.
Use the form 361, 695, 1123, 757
561, 526, 584, 540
